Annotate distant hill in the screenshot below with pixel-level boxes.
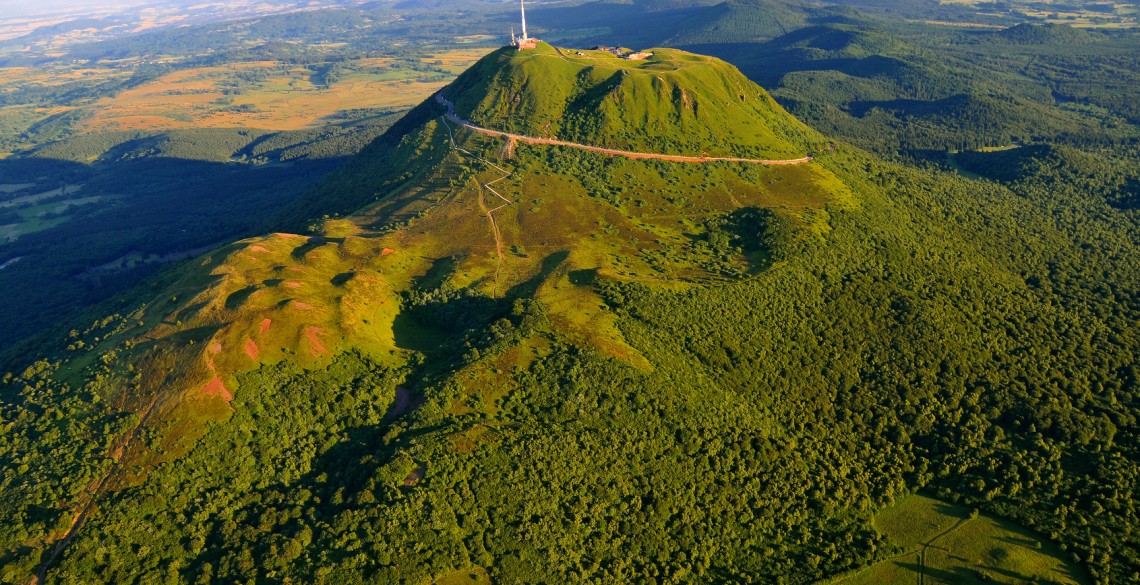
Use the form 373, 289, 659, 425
663, 0, 809, 44
994, 22, 1100, 45
678, 19, 1139, 153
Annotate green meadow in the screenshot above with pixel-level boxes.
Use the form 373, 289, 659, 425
831, 495, 1087, 585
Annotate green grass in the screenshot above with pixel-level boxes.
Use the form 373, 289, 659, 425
444, 43, 822, 159
874, 494, 963, 549
434, 567, 491, 585
7, 39, 860, 477
0, 45, 868, 581
828, 494, 1089, 585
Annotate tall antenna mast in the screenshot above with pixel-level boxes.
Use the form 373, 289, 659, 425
520, 0, 528, 41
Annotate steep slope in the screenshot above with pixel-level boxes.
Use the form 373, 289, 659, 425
1, 43, 1136, 584
0, 44, 850, 583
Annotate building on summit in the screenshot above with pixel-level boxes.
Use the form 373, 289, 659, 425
511, 0, 538, 50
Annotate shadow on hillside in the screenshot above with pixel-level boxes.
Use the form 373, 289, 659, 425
0, 154, 345, 353
506, 249, 570, 299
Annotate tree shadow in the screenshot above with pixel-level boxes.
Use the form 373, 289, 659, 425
329, 271, 355, 287
290, 237, 330, 260
224, 285, 260, 311
504, 249, 570, 299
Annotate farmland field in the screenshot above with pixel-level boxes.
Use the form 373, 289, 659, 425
75, 50, 490, 133
0, 48, 492, 152
935, 0, 1137, 27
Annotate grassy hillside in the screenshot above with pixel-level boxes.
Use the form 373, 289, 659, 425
444, 43, 818, 159
0, 116, 404, 351
0, 41, 1136, 584
0, 44, 484, 350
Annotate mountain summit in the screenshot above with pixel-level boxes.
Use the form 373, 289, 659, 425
444, 42, 814, 159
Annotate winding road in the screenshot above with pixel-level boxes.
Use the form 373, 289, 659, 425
434, 93, 812, 166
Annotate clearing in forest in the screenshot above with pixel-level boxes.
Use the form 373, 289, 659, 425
827, 494, 1088, 585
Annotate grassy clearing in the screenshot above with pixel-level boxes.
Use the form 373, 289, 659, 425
0, 224, 19, 242
944, 153, 988, 181
0, 183, 34, 194
0, 184, 83, 208
0, 184, 108, 241
434, 566, 491, 585
828, 494, 1088, 585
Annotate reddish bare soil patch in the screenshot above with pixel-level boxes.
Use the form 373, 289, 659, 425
284, 280, 303, 289
249, 245, 269, 253
244, 338, 259, 361
209, 342, 223, 354
290, 301, 313, 310
259, 318, 272, 334
201, 377, 233, 401
403, 464, 426, 486
381, 248, 396, 256
304, 326, 328, 356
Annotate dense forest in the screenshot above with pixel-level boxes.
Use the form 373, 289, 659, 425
681, 19, 1140, 157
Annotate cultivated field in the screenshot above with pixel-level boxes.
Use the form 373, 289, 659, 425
0, 48, 492, 152
938, 0, 1138, 27
78, 51, 490, 133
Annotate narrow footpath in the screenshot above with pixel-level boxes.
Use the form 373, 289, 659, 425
440, 115, 515, 297
30, 395, 161, 585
